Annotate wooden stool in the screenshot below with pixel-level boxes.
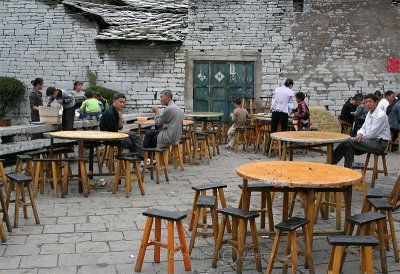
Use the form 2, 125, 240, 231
15, 154, 33, 176
6, 173, 40, 228
266, 217, 314, 274
189, 183, 230, 232
212, 208, 262, 273
32, 158, 63, 198
363, 152, 388, 187
367, 197, 399, 262
327, 235, 378, 274
0, 159, 9, 196
59, 157, 90, 198
165, 144, 184, 171
180, 136, 193, 165
255, 128, 270, 155
246, 125, 256, 150
142, 148, 169, 184
233, 128, 247, 153
113, 154, 144, 197
99, 144, 118, 173
193, 134, 210, 164
203, 130, 220, 156
189, 196, 219, 255
344, 211, 387, 273
0, 180, 12, 241
135, 209, 191, 274
238, 183, 275, 231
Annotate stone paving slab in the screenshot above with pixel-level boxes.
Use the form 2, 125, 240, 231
0, 147, 399, 273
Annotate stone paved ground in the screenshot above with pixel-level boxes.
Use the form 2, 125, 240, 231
1, 147, 399, 274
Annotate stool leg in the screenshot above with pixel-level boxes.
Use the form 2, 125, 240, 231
27, 183, 40, 224
0, 218, 5, 242
0, 186, 11, 232
112, 160, 122, 194
177, 145, 184, 171
154, 152, 160, 184
62, 162, 70, 196
154, 218, 161, 263
212, 214, 227, 268
33, 162, 41, 197
387, 210, 399, 261
236, 219, 246, 273
377, 219, 388, 273
290, 231, 298, 274
302, 225, 315, 274
211, 205, 219, 241
189, 191, 200, 231
260, 191, 266, 228
134, 216, 153, 272
266, 230, 282, 274
14, 183, 21, 228
327, 246, 336, 274
249, 219, 262, 271
134, 161, 145, 195
176, 220, 191, 271
218, 188, 231, 233
361, 246, 374, 274
125, 160, 131, 198
332, 246, 345, 274
161, 152, 169, 182
79, 161, 90, 197
51, 161, 58, 198
167, 220, 175, 274
20, 185, 28, 219
266, 191, 274, 232
189, 207, 201, 255
382, 154, 388, 176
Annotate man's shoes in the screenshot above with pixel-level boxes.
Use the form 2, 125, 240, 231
224, 145, 232, 150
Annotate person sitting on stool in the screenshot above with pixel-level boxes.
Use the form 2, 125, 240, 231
333, 93, 390, 168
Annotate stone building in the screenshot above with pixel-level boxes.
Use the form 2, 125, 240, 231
0, 0, 399, 124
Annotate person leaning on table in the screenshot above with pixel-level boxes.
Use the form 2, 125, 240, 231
46, 86, 75, 131
333, 93, 391, 168
99, 92, 144, 160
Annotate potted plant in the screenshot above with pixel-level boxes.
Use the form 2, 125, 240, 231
0, 76, 26, 126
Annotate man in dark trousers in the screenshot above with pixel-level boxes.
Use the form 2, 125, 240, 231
99, 93, 144, 160
266, 78, 295, 154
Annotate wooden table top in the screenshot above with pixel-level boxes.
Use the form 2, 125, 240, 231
270, 131, 349, 144
134, 119, 194, 126
49, 130, 128, 141
184, 112, 223, 118
236, 161, 361, 188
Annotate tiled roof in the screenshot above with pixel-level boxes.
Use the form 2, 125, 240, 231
62, 0, 188, 43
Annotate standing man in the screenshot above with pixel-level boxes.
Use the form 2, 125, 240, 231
143, 90, 183, 148
333, 93, 390, 168
46, 87, 75, 131
266, 78, 295, 153
99, 93, 144, 160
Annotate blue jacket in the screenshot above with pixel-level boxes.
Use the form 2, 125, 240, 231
388, 101, 400, 130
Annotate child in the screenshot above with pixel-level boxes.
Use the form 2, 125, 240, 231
79, 91, 103, 120
225, 98, 250, 149
46, 86, 75, 130
294, 92, 310, 131
95, 93, 109, 112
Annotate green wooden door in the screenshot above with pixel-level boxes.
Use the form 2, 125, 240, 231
193, 61, 254, 122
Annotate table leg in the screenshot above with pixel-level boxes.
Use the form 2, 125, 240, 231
78, 140, 84, 194
282, 190, 289, 221
88, 143, 94, 180
289, 141, 293, 161
218, 116, 222, 145
282, 141, 287, 161
343, 186, 352, 233
306, 189, 316, 249
241, 179, 250, 211
326, 144, 334, 165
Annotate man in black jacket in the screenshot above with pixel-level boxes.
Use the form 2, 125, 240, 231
99, 93, 144, 160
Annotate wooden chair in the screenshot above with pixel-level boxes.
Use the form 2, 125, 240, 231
363, 152, 388, 187
327, 235, 378, 274
189, 183, 230, 232
189, 196, 219, 255
142, 148, 169, 184
113, 154, 144, 197
135, 209, 191, 274
6, 173, 40, 228
266, 217, 314, 274
212, 208, 262, 273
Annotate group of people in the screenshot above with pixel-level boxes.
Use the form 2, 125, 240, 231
29, 78, 110, 136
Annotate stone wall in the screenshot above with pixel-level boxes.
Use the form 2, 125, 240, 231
1, 0, 400, 124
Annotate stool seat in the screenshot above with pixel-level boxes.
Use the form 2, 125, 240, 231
367, 197, 394, 210
31, 158, 63, 162
143, 147, 166, 152
143, 208, 186, 222
115, 154, 139, 161
275, 217, 309, 232
366, 188, 384, 198
196, 196, 216, 208
258, 129, 271, 133
16, 155, 33, 161
192, 183, 227, 191
327, 235, 378, 246
236, 127, 246, 131
218, 207, 259, 220
6, 173, 32, 183
346, 211, 386, 226
352, 162, 364, 169
62, 157, 88, 162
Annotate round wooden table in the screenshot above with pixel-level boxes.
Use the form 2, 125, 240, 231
184, 112, 223, 143
237, 161, 361, 246
270, 131, 349, 163
49, 131, 128, 197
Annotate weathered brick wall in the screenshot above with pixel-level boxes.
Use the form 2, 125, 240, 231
1, 0, 400, 124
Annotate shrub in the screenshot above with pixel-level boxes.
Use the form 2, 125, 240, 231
85, 68, 117, 107
0, 76, 26, 119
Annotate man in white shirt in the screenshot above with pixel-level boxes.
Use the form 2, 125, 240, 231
377, 90, 395, 113
333, 93, 391, 168
266, 78, 295, 154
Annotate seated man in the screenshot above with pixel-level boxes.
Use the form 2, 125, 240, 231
333, 93, 391, 168
143, 90, 183, 148
99, 93, 144, 160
